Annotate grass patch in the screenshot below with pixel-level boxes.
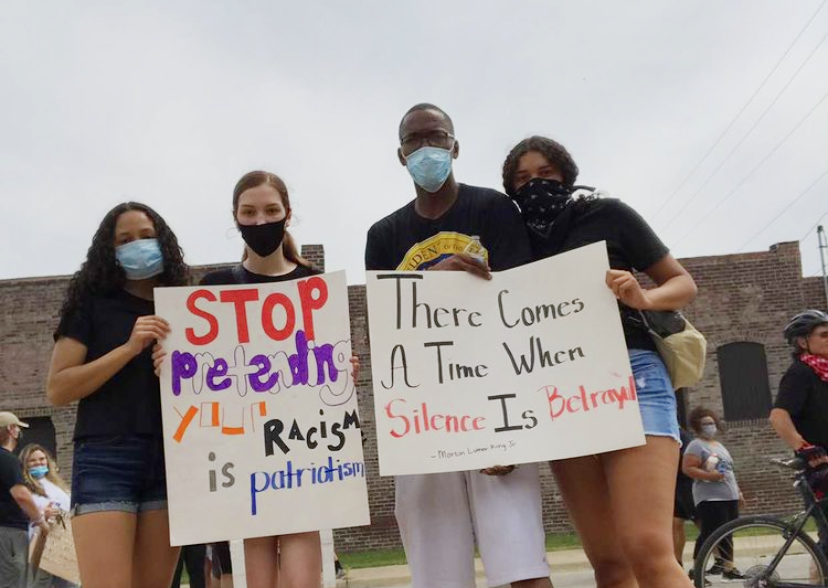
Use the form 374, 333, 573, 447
340, 532, 584, 569
339, 547, 407, 569
339, 518, 818, 570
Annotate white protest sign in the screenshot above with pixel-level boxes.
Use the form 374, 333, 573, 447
155, 270, 369, 546
366, 242, 646, 476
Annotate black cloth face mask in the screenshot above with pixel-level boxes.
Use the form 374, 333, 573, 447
512, 178, 573, 239
238, 218, 288, 257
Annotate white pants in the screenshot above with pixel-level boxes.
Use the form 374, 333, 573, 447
395, 464, 550, 588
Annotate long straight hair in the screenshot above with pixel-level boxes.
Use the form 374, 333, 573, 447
19, 444, 70, 497
232, 171, 311, 268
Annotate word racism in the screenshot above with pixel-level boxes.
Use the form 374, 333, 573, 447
377, 274, 587, 390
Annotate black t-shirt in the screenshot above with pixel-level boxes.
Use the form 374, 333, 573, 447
365, 183, 531, 272
0, 447, 28, 530
200, 264, 319, 286
775, 359, 828, 449
55, 289, 161, 440
533, 198, 670, 351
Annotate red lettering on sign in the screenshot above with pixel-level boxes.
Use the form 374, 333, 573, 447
219, 289, 259, 344
185, 290, 219, 345
298, 277, 328, 341
261, 292, 296, 341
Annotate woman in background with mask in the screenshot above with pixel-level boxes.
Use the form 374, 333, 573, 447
682, 407, 744, 581
20, 444, 76, 588
46, 202, 188, 588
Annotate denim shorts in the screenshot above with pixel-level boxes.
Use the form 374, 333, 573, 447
71, 435, 168, 516
630, 349, 680, 443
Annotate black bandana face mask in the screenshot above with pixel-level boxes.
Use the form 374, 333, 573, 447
238, 218, 288, 258
512, 178, 573, 238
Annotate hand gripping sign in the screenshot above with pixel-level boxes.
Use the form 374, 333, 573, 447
366, 242, 646, 476
155, 271, 369, 546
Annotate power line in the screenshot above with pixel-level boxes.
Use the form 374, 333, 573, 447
673, 88, 828, 247
651, 0, 828, 221
660, 26, 828, 233
738, 166, 828, 251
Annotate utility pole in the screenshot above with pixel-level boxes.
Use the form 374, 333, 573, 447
819, 225, 828, 308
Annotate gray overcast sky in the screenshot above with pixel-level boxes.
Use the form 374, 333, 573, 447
2, 1, 827, 283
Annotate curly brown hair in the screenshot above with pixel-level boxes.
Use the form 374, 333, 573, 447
688, 406, 724, 435
502, 135, 580, 196
57, 202, 189, 329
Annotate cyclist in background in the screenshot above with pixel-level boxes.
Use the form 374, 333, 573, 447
770, 309, 828, 552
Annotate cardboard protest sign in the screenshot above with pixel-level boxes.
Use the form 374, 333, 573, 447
155, 271, 369, 546
30, 515, 80, 585
366, 242, 646, 476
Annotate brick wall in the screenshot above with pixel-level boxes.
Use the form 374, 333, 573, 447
1, 241, 825, 551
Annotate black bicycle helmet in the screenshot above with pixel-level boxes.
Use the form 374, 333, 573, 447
784, 310, 828, 345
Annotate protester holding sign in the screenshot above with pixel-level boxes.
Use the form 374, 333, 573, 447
153, 170, 325, 588
502, 136, 697, 588
46, 202, 188, 588
365, 104, 552, 588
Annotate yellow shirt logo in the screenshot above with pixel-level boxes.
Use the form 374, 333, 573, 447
396, 232, 489, 271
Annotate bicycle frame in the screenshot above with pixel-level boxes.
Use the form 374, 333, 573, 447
760, 472, 828, 585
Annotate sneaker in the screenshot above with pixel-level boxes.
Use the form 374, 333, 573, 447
722, 568, 746, 581
707, 558, 726, 575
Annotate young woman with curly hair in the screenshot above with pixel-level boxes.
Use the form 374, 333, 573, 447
46, 202, 189, 588
502, 136, 697, 588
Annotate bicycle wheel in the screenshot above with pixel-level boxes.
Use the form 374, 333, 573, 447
693, 515, 828, 587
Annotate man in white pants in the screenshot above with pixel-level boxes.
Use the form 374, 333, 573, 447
365, 103, 552, 588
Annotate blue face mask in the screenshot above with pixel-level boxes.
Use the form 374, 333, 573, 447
29, 466, 48, 479
404, 146, 454, 193
115, 238, 164, 280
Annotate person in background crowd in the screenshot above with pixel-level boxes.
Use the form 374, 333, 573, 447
170, 545, 206, 588
673, 427, 697, 569
502, 135, 696, 588
0, 413, 50, 588
366, 104, 553, 588
19, 444, 76, 588
46, 202, 188, 588
770, 309, 828, 554
682, 407, 744, 582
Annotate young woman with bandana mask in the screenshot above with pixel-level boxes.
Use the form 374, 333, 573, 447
682, 408, 744, 581
46, 202, 189, 588
502, 136, 698, 588
153, 170, 352, 588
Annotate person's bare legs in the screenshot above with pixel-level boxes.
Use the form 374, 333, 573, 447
132, 509, 181, 588
73, 511, 136, 588
551, 458, 637, 588
244, 536, 279, 588
602, 437, 693, 588
278, 532, 321, 588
